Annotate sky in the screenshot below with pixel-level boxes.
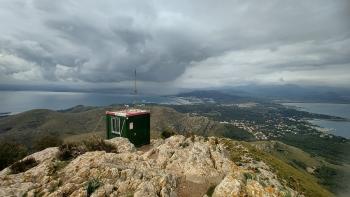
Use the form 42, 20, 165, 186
0, 0, 349, 94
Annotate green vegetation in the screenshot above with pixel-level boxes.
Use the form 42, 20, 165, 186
314, 165, 350, 194
82, 135, 116, 152
289, 159, 307, 170
58, 135, 117, 161
10, 157, 38, 174
0, 107, 108, 149
86, 178, 102, 196
0, 104, 348, 195
33, 134, 63, 152
63, 132, 104, 143
220, 124, 255, 141
223, 139, 334, 197
58, 143, 86, 161
279, 134, 350, 164
0, 140, 27, 170
160, 128, 176, 139
251, 141, 320, 168
170, 104, 350, 195
250, 140, 350, 196
246, 144, 333, 197
243, 172, 255, 182
206, 185, 216, 196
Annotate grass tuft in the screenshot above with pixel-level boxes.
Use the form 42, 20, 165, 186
86, 178, 102, 196
48, 159, 69, 175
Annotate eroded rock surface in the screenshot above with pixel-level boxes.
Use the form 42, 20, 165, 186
0, 136, 299, 197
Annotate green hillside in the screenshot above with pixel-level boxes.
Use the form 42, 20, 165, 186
0, 105, 253, 148
250, 141, 350, 195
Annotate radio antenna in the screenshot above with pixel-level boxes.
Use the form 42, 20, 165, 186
134, 69, 137, 95
133, 69, 137, 106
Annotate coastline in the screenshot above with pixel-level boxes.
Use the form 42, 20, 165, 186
282, 102, 350, 139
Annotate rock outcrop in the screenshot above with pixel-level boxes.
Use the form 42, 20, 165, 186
0, 135, 299, 197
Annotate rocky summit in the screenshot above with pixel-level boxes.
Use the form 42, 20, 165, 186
0, 135, 299, 197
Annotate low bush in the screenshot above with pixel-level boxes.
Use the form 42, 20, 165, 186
10, 157, 38, 174
83, 136, 116, 153
57, 142, 86, 161
57, 135, 117, 161
161, 129, 176, 139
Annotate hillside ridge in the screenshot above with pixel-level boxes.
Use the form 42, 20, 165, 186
0, 135, 333, 197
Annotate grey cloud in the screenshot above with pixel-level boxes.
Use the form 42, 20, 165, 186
0, 0, 349, 89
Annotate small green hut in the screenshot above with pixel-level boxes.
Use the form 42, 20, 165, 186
105, 109, 150, 147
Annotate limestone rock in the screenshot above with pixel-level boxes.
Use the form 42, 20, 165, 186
212, 174, 242, 197
0, 135, 299, 197
106, 137, 136, 153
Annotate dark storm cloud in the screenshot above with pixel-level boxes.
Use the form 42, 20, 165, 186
0, 0, 349, 88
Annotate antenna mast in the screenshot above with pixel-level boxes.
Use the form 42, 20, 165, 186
134, 69, 137, 95
133, 69, 137, 106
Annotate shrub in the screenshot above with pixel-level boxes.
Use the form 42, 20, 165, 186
33, 134, 63, 151
0, 140, 27, 170
86, 178, 102, 196
57, 143, 86, 161
206, 185, 216, 196
57, 136, 117, 161
83, 136, 116, 153
160, 129, 176, 139
10, 157, 38, 174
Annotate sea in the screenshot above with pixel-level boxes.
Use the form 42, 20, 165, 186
283, 102, 350, 139
0, 91, 182, 114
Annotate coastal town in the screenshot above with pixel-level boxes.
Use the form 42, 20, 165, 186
173, 102, 342, 141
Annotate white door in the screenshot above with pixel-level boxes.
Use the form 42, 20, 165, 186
111, 117, 121, 136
